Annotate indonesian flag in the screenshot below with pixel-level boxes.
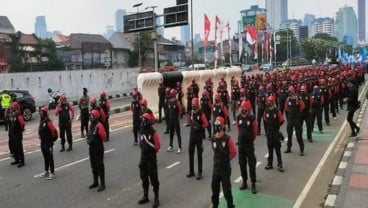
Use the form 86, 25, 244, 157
239, 31, 242, 61
226, 21, 232, 65
204, 14, 211, 62
246, 25, 257, 45
214, 15, 220, 67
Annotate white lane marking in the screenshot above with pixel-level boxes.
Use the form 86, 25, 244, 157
0, 157, 11, 162
347, 142, 355, 148
338, 161, 347, 169
332, 176, 342, 185
165, 161, 180, 169
34, 149, 115, 178
324, 194, 337, 207
293, 82, 368, 208
233, 162, 262, 183
343, 151, 352, 157
264, 153, 269, 158
220, 192, 224, 198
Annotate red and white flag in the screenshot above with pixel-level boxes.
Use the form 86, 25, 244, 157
246, 25, 257, 45
214, 15, 220, 67
226, 21, 232, 66
239, 31, 243, 61
204, 14, 211, 62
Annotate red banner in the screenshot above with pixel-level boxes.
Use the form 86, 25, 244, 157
0, 57, 8, 71
204, 14, 211, 61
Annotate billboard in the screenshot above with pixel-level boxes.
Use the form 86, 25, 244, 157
242, 10, 266, 30
123, 11, 155, 33
255, 13, 266, 30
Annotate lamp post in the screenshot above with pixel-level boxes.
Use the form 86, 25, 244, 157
133, 3, 143, 67
146, 6, 158, 72
190, 0, 194, 70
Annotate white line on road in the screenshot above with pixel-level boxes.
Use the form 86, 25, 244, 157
34, 149, 115, 178
165, 161, 180, 169
256, 161, 261, 167
264, 153, 269, 158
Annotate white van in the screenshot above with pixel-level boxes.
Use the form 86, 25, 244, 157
187, 64, 206, 71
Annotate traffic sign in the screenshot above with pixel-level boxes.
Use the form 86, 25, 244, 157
124, 11, 156, 33
163, 4, 188, 28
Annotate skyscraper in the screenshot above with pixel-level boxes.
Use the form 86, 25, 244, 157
311, 18, 334, 37
280, 19, 302, 41
358, 0, 366, 42
115, 9, 127, 32
35, 16, 47, 39
303, 14, 315, 37
181, 24, 190, 45
265, 0, 288, 29
335, 6, 358, 47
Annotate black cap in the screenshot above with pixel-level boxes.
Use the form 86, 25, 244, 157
83, 88, 88, 93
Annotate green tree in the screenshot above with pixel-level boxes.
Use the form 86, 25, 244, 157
274, 29, 299, 63
37, 39, 65, 70
312, 33, 338, 42
8, 34, 23, 72
130, 31, 154, 66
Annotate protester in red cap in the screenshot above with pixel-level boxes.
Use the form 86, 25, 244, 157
167, 89, 183, 154
278, 80, 289, 114
298, 85, 313, 143
55, 94, 75, 152
236, 101, 258, 194
200, 90, 212, 138
256, 85, 267, 135
264, 96, 285, 172
285, 86, 306, 156
218, 81, 231, 131
187, 98, 208, 180
90, 97, 106, 124
319, 78, 332, 126
185, 86, 194, 126
163, 87, 171, 134
158, 80, 166, 123
38, 106, 58, 180
211, 116, 237, 208
99, 91, 111, 141
190, 78, 200, 98
231, 79, 241, 125
204, 76, 214, 104
8, 102, 25, 167
87, 109, 107, 192
212, 93, 229, 136
140, 98, 156, 125
311, 85, 325, 134
137, 112, 160, 208
176, 81, 185, 118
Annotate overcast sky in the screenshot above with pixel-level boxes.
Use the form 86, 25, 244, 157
0, 0, 365, 39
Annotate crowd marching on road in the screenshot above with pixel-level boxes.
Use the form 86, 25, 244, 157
0, 63, 366, 208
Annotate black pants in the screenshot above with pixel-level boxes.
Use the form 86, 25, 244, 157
287, 118, 304, 153
59, 122, 72, 147
311, 108, 323, 131
211, 171, 234, 208
301, 112, 313, 140
8, 131, 14, 155
133, 120, 140, 143
80, 109, 89, 136
41, 142, 54, 173
231, 100, 238, 121
239, 146, 257, 183
347, 110, 359, 135
257, 107, 265, 134
169, 119, 181, 148
11, 135, 24, 163
139, 157, 159, 196
104, 117, 110, 140
165, 109, 170, 132
203, 111, 211, 138
188, 139, 203, 174
330, 98, 337, 118
323, 101, 330, 125
158, 101, 165, 121
89, 145, 105, 181
266, 130, 282, 166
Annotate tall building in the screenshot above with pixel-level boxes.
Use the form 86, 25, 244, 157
358, 0, 366, 42
181, 24, 190, 44
303, 14, 315, 37
335, 6, 358, 47
194, 33, 201, 45
115, 9, 127, 32
280, 19, 302, 41
35, 16, 47, 39
265, 0, 288, 29
240, 5, 267, 30
311, 17, 334, 37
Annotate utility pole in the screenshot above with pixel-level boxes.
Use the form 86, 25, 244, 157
191, 0, 194, 70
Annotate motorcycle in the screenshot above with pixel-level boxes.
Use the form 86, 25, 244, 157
48, 88, 60, 109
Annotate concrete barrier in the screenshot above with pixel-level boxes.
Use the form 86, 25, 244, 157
137, 72, 163, 114
181, 71, 201, 110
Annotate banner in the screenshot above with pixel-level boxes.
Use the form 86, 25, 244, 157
239, 31, 243, 61
204, 14, 211, 62
246, 25, 257, 45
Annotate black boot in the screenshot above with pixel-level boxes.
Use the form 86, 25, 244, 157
97, 173, 105, 192
66, 144, 72, 151
60, 144, 65, 152
152, 191, 159, 208
138, 190, 149, 204
89, 171, 99, 189
239, 182, 248, 190
251, 182, 257, 194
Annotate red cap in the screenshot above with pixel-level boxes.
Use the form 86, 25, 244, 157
192, 98, 199, 106
90, 109, 100, 119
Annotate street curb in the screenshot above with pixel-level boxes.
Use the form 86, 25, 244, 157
323, 94, 368, 207
70, 93, 132, 106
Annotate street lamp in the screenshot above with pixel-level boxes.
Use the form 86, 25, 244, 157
146, 5, 158, 72
133, 3, 143, 67
190, 0, 194, 70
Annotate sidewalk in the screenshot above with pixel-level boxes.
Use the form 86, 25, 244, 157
325, 99, 368, 208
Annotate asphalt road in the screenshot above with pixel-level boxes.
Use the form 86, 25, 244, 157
0, 102, 354, 208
